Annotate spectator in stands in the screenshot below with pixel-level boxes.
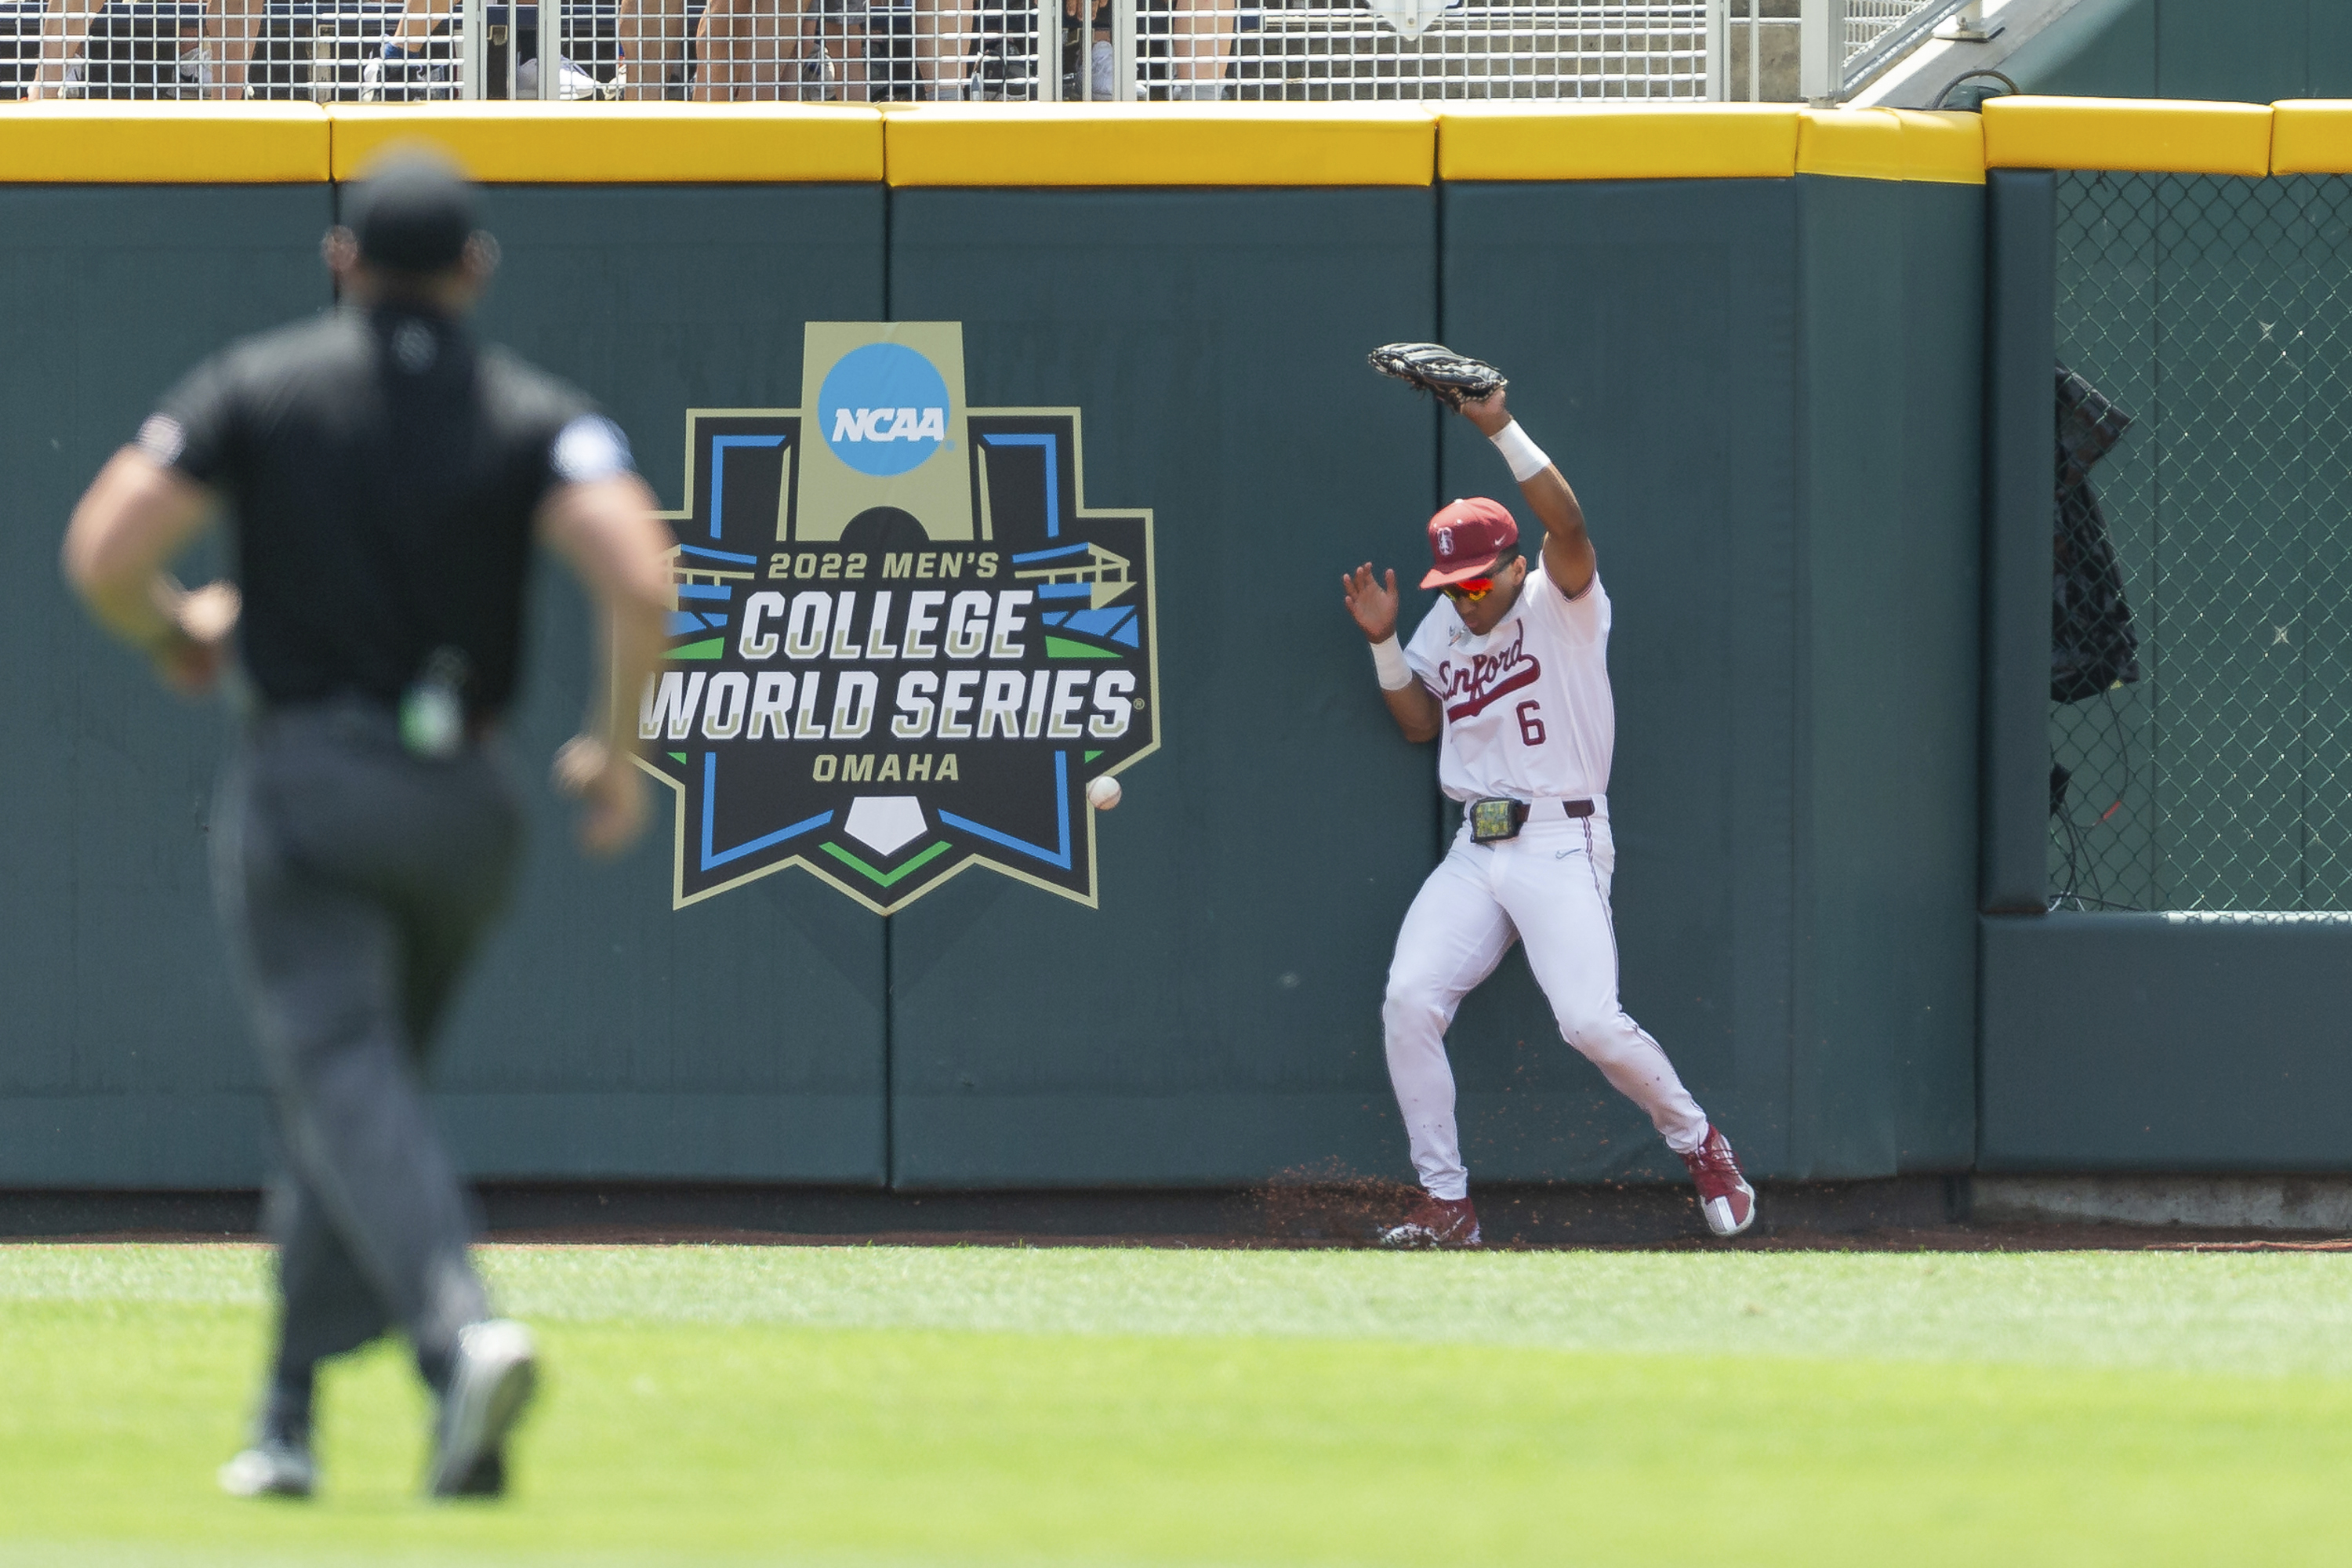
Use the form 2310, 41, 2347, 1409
26, 0, 261, 98
1067, 0, 1109, 99
916, 0, 1229, 103
918, 0, 1094, 100
910, 0, 967, 97
617, 0, 691, 96
365, 3, 607, 100
1167, 0, 1230, 98
696, 0, 868, 99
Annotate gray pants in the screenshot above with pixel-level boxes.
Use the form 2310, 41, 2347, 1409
212, 702, 524, 1414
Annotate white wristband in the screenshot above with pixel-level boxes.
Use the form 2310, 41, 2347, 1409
1370, 634, 1414, 691
1489, 419, 1551, 483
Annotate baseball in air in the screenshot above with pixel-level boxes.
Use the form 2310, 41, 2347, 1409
1086, 775, 1122, 811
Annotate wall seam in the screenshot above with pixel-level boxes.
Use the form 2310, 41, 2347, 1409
1432, 180, 1449, 865
1788, 176, 1813, 1178
882, 178, 897, 1190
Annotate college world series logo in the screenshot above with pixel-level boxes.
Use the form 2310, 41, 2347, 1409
635, 322, 1159, 914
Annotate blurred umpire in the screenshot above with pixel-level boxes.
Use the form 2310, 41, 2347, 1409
61, 151, 673, 1501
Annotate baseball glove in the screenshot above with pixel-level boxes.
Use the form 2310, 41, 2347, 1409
1367, 342, 1507, 410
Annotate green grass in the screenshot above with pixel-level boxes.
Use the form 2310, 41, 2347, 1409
5, 1244, 2352, 1566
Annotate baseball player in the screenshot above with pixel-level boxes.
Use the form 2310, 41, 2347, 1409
1345, 346, 1755, 1247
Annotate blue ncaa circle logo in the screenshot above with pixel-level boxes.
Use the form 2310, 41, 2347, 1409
818, 343, 952, 477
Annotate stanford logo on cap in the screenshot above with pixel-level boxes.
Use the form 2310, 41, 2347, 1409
1417, 496, 1518, 591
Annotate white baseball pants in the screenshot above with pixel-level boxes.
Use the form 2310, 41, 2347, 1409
1381, 812, 1710, 1200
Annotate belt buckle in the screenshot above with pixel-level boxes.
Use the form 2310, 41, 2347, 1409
1468, 797, 1524, 844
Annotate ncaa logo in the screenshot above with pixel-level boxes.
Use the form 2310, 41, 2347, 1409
644, 319, 1160, 916
818, 342, 951, 477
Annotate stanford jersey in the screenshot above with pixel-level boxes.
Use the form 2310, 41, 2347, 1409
1401, 568, 1613, 805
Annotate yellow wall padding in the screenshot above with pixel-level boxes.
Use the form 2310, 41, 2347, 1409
884, 104, 1436, 187
2267, 101, 2352, 174
0, 103, 328, 183
327, 104, 885, 183
1886, 109, 1988, 184
1795, 107, 1904, 180
1794, 108, 1987, 185
1437, 103, 1800, 181
6, 96, 2329, 189
1982, 96, 2274, 176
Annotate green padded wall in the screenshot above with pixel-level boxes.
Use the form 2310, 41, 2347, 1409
1791, 176, 1983, 1178
1437, 176, 1981, 1182
434, 185, 891, 1181
0, 187, 327, 1185
2, 172, 1984, 1192
884, 187, 1440, 1186
1438, 177, 1798, 1183
0, 183, 892, 1188
1982, 911, 2352, 1169
1981, 165, 2352, 1167
1983, 170, 2056, 914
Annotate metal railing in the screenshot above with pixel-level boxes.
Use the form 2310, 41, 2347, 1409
1789, 0, 1971, 103
1833, 0, 1960, 95
0, 0, 1973, 102
0, 0, 1719, 100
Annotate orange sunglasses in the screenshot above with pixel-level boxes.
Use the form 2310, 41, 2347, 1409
1440, 577, 1495, 605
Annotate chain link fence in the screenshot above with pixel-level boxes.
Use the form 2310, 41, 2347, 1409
0, 0, 1711, 100
2052, 170, 2352, 913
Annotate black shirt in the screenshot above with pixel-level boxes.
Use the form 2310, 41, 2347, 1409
144, 304, 632, 717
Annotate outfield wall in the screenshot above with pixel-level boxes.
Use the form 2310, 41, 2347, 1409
1974, 100, 2352, 1172
16, 97, 2274, 1192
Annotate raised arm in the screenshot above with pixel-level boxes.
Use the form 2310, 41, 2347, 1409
1342, 563, 1442, 743
1458, 388, 1593, 599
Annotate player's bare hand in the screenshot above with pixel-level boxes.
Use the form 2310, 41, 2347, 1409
554, 734, 651, 857
152, 579, 239, 695
1342, 563, 1400, 643
1458, 387, 1512, 437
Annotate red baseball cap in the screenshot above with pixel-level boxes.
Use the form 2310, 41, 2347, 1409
1420, 497, 1519, 589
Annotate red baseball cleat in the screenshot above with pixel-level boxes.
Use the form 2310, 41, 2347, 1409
1680, 1125, 1757, 1237
1379, 1193, 1482, 1249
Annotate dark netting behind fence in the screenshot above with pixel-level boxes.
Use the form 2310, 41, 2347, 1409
2053, 170, 2352, 913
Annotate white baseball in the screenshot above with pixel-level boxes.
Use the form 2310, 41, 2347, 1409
1086, 775, 1122, 811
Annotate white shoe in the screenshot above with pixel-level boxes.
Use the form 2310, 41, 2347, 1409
427, 1319, 539, 1498
219, 1438, 314, 1498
